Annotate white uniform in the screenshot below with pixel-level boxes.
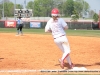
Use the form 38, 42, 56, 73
45, 18, 71, 63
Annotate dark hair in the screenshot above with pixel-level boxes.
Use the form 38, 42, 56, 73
17, 16, 22, 19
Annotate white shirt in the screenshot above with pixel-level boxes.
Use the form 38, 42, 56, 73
17, 19, 23, 25
45, 18, 68, 38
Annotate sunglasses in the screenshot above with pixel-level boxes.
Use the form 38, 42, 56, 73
52, 16, 58, 17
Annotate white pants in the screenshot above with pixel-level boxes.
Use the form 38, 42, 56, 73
54, 35, 71, 60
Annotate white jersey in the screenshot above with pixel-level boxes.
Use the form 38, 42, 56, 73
17, 19, 23, 25
45, 18, 67, 38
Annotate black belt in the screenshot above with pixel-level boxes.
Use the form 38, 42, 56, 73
54, 35, 65, 39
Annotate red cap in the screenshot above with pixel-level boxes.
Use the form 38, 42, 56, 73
51, 8, 59, 16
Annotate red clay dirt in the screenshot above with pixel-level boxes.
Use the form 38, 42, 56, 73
0, 33, 100, 71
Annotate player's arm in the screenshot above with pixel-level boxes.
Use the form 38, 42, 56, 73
45, 27, 52, 33
61, 19, 68, 30
63, 25, 68, 30
45, 29, 52, 33
45, 23, 52, 33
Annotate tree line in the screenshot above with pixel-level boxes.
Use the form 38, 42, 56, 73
0, 0, 98, 20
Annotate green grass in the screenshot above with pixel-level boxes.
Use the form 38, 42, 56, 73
66, 29, 100, 37
0, 28, 100, 37
0, 28, 46, 34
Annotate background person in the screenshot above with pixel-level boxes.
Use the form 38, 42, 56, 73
16, 16, 23, 36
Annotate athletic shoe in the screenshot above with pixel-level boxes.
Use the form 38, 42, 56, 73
69, 63, 74, 69
20, 34, 23, 36
15, 34, 19, 36
58, 59, 64, 69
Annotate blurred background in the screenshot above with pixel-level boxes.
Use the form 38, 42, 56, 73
0, 0, 100, 20
0, 0, 99, 30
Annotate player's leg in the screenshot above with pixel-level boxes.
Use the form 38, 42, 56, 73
56, 41, 73, 69
62, 36, 74, 69
55, 36, 71, 62
16, 25, 20, 35
54, 36, 74, 69
54, 39, 65, 69
55, 41, 72, 65
19, 24, 23, 35
62, 42, 71, 64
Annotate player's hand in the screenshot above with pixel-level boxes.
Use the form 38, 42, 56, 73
48, 30, 52, 32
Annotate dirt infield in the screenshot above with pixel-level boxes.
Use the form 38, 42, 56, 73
0, 33, 100, 71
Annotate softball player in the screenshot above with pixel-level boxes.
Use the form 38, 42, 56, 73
16, 16, 23, 36
45, 8, 74, 69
